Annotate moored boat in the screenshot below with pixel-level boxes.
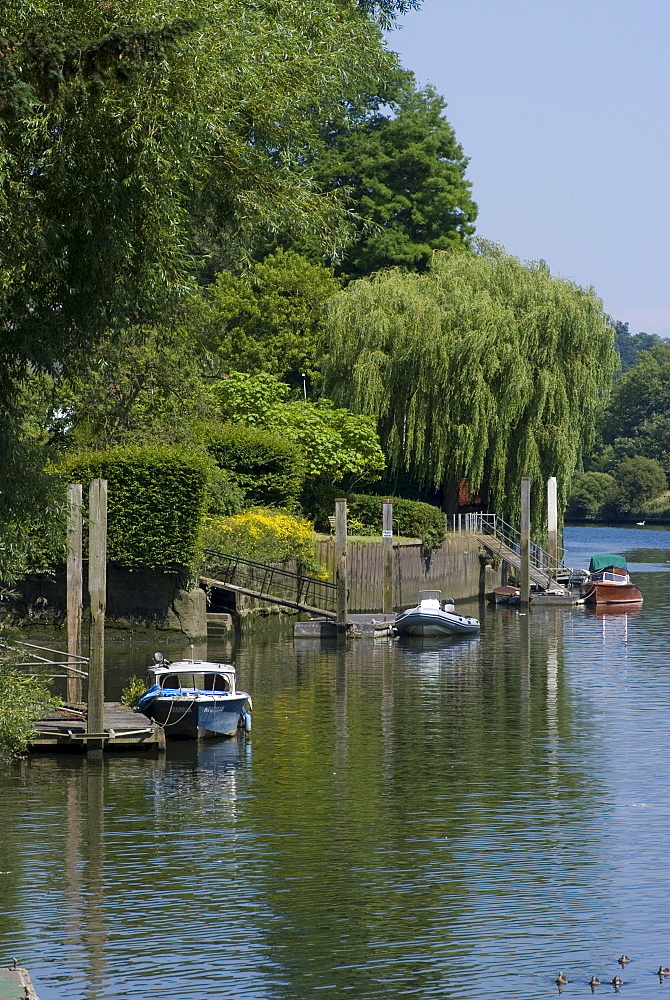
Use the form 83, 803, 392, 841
394, 590, 480, 637
134, 653, 252, 739
581, 554, 642, 605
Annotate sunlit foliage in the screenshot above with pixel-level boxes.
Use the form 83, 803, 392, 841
324, 244, 618, 521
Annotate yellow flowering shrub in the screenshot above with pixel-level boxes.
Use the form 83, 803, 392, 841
200, 508, 326, 577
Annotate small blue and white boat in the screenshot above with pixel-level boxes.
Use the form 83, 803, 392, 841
134, 653, 252, 740
394, 590, 480, 637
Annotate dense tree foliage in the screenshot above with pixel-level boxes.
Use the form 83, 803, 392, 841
601, 344, 670, 445
614, 321, 664, 374
311, 77, 477, 277
211, 373, 385, 487
45, 326, 213, 452
565, 472, 616, 520
610, 456, 667, 514
0, 0, 401, 513
193, 251, 340, 387
325, 244, 618, 521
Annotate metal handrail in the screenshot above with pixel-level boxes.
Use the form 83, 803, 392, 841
201, 549, 337, 612
449, 513, 566, 574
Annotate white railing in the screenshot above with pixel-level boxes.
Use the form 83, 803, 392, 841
449, 513, 566, 576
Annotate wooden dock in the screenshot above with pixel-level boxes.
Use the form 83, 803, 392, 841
30, 703, 165, 752
0, 964, 38, 999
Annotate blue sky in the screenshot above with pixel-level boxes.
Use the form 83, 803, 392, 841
388, 0, 670, 335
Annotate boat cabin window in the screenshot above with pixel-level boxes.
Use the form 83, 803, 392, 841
203, 673, 229, 692
158, 670, 233, 691
161, 673, 182, 688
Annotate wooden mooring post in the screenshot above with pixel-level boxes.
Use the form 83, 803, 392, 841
335, 498, 348, 631
382, 499, 394, 613
87, 479, 107, 756
66, 483, 83, 704
519, 477, 531, 608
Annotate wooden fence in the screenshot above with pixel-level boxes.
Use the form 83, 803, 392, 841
315, 534, 496, 613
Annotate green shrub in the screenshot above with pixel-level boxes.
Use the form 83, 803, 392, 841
54, 446, 212, 577
120, 675, 147, 707
201, 508, 325, 577
205, 467, 247, 517
345, 494, 446, 549
205, 424, 306, 510
0, 650, 59, 758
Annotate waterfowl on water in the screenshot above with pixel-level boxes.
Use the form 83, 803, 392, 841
658, 967, 670, 976
556, 972, 569, 985
589, 975, 600, 986
611, 976, 623, 987
618, 955, 630, 966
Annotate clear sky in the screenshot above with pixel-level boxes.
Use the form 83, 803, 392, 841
387, 0, 670, 335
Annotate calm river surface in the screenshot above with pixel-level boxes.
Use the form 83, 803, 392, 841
3, 525, 670, 999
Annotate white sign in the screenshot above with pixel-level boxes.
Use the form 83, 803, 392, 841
382, 530, 393, 538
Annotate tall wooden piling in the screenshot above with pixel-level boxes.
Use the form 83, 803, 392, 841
87, 479, 107, 755
519, 477, 531, 608
382, 499, 394, 613
335, 498, 348, 629
66, 483, 83, 704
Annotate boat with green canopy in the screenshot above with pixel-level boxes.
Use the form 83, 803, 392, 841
582, 554, 642, 605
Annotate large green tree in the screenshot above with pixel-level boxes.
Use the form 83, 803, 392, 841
324, 244, 618, 521
601, 343, 670, 443
193, 250, 341, 387
309, 76, 477, 277
613, 320, 664, 374
0, 0, 401, 520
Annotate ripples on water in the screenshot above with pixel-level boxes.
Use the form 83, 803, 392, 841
4, 526, 670, 998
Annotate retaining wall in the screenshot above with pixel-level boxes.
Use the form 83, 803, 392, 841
315, 534, 501, 613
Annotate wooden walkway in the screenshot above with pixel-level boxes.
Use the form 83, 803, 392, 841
0, 965, 38, 1000
475, 533, 554, 590
200, 575, 337, 620
30, 703, 165, 752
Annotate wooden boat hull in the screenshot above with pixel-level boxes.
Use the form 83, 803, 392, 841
140, 694, 250, 739
582, 581, 643, 605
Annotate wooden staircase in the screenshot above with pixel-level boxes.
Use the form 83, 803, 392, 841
475, 533, 555, 590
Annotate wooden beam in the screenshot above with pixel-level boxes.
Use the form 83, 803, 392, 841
335, 498, 348, 628
66, 483, 83, 704
87, 479, 107, 756
382, 499, 393, 613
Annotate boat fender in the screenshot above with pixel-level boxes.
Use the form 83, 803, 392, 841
239, 711, 252, 733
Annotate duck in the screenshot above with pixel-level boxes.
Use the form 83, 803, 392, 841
556, 972, 569, 985
589, 975, 601, 986
658, 967, 670, 976
618, 955, 630, 966
611, 976, 623, 987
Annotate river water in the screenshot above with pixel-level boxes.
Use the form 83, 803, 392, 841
3, 525, 670, 999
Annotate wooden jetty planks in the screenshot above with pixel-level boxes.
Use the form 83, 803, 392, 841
0, 965, 39, 999
30, 702, 165, 752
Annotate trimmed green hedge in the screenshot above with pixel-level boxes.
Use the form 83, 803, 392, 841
205, 424, 306, 510
54, 446, 211, 576
346, 494, 446, 549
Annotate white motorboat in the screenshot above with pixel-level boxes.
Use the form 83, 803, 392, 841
134, 653, 252, 739
393, 590, 480, 637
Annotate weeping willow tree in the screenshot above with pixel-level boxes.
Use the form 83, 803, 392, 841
323, 244, 618, 523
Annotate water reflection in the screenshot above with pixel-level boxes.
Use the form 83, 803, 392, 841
6, 530, 670, 997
